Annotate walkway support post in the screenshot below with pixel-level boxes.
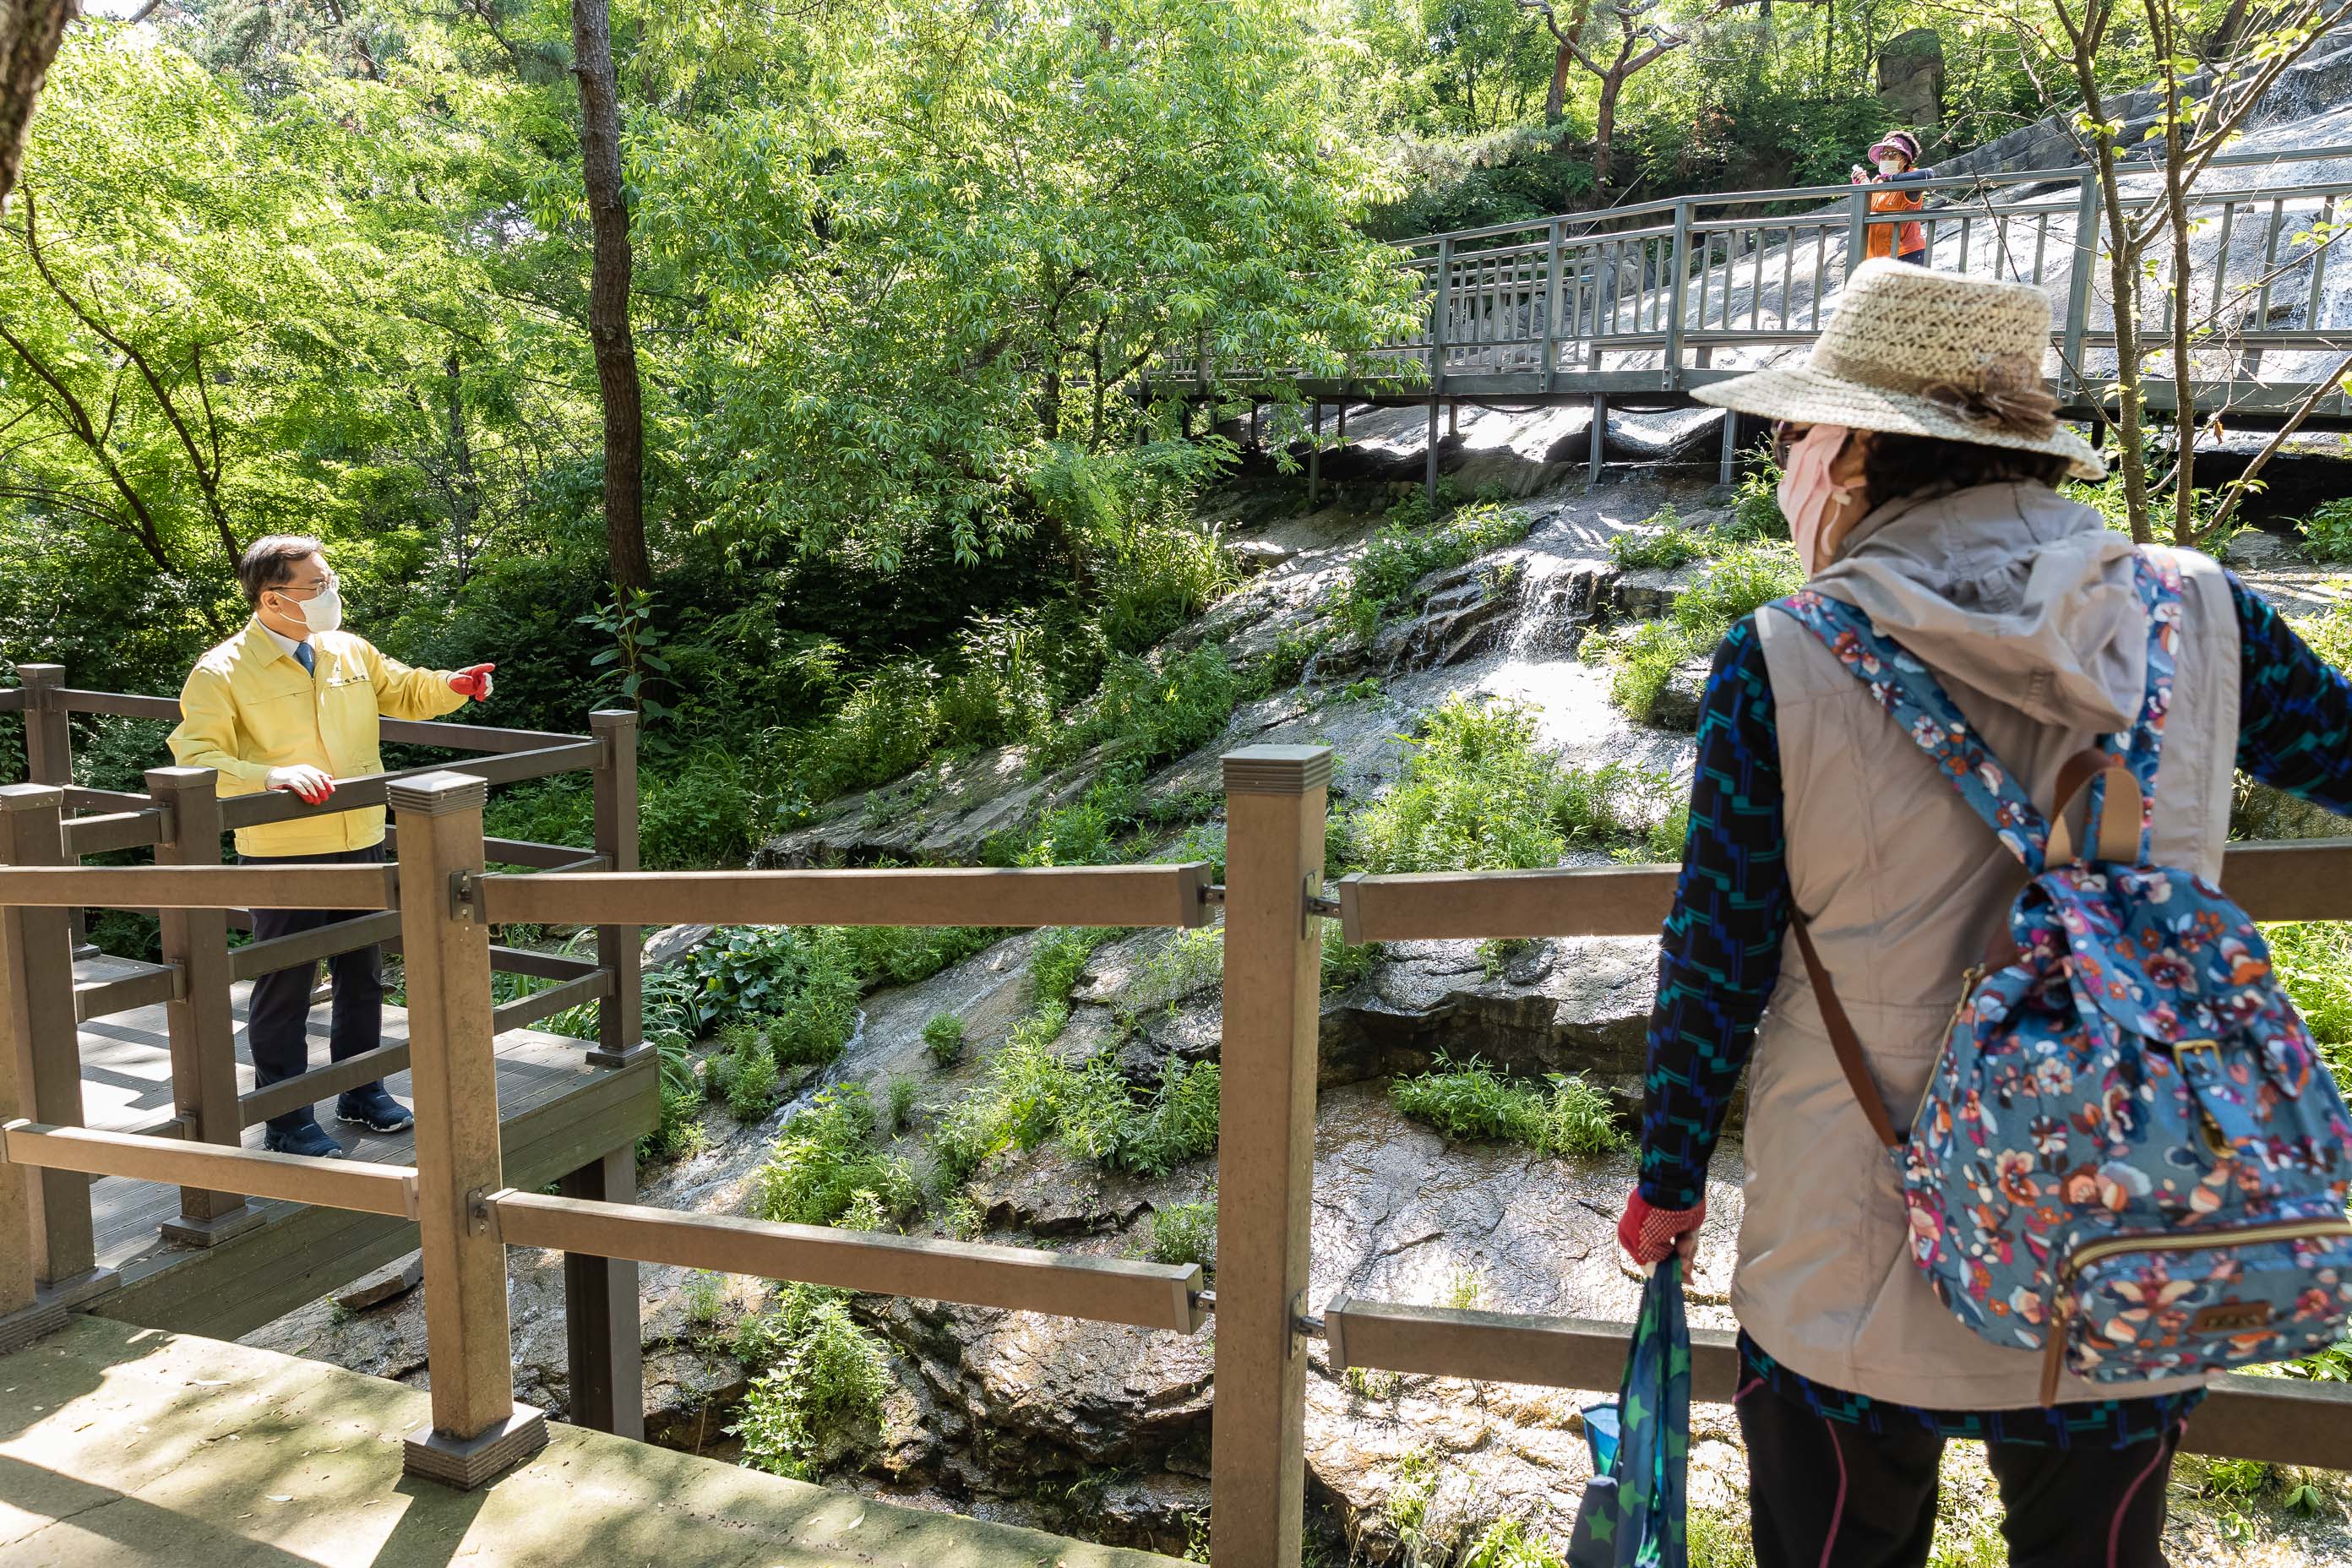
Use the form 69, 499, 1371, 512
1211, 743, 1330, 1568
149, 765, 259, 1246
1308, 403, 1323, 508
1589, 394, 1607, 485
561, 1145, 644, 1439
1425, 236, 1451, 504
589, 710, 644, 1067
1664, 200, 1691, 390
1540, 218, 1565, 389
0, 785, 107, 1302
394, 770, 547, 1488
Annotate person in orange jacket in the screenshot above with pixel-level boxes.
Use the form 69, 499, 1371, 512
1849, 130, 1936, 266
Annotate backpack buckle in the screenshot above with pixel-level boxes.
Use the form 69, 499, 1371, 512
2173, 1037, 2223, 1070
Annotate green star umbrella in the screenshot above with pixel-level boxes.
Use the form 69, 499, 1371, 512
1567, 1257, 1690, 1568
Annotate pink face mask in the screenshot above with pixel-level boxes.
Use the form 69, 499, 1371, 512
1778, 424, 1860, 574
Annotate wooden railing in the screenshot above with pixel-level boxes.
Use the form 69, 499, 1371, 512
0, 665, 643, 1262
1, 743, 2349, 1551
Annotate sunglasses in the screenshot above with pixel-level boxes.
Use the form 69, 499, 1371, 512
1770, 421, 1811, 466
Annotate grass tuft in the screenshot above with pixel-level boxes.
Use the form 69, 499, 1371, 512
1390, 1054, 1627, 1158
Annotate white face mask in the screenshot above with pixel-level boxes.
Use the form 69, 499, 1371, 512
278, 583, 342, 636
1876, 155, 1907, 176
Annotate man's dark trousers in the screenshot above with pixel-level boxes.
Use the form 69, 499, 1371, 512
241, 842, 387, 1135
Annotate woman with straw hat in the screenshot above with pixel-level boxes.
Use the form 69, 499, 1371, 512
1610, 259, 2352, 1565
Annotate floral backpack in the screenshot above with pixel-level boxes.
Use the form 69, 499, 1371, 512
1771, 551, 2352, 1403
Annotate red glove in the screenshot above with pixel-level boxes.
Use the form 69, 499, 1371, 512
1617, 1189, 1705, 1267
449, 662, 496, 701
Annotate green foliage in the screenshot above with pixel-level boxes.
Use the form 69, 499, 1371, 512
1461, 1516, 1570, 1568
1344, 500, 1533, 630
716, 1023, 781, 1121
683, 1271, 725, 1327
1731, 454, 1792, 542
887, 1075, 918, 1135
1390, 1054, 1628, 1158
1608, 506, 1716, 569
923, 1012, 968, 1068
1348, 697, 1673, 872
2267, 922, 2352, 1080
1147, 1201, 1217, 1271
1603, 541, 1805, 721
729, 1282, 892, 1482
2299, 497, 2352, 563
1320, 919, 1380, 994
751, 1087, 921, 1228
1041, 645, 1245, 773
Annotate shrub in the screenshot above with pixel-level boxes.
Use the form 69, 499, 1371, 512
923, 1011, 967, 1067
2295, 498, 2352, 562
729, 1282, 891, 1481
1390, 1054, 1627, 1158
683, 1270, 724, 1326
1148, 1200, 1217, 1270
837, 923, 1000, 988
887, 1075, 917, 1134
1603, 540, 1803, 721
1320, 918, 1379, 994
1348, 697, 1672, 873
1608, 506, 1714, 569
1119, 927, 1225, 1022
719, 1024, 781, 1121
1344, 499, 1533, 628
1040, 645, 1244, 772
1730, 447, 1790, 541
751, 1087, 921, 1228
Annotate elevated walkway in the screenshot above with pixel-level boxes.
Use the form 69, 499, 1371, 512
1, 1315, 1172, 1568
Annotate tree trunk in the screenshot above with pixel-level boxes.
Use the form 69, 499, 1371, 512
1545, 43, 1570, 122
1593, 71, 1622, 185
571, 0, 652, 596
444, 352, 480, 583
0, 0, 74, 217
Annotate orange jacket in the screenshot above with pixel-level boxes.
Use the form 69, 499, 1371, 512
1864, 182, 1925, 259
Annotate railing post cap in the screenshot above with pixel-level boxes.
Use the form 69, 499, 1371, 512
588, 709, 637, 729
14, 664, 62, 679
144, 765, 215, 791
0, 782, 64, 811
386, 770, 490, 816
1222, 744, 1333, 796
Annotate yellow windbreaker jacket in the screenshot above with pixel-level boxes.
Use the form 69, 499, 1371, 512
167, 620, 470, 858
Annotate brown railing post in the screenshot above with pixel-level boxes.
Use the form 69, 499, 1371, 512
391, 770, 546, 1488
0, 783, 111, 1303
147, 765, 259, 1245
1211, 743, 1330, 1568
0, 823, 64, 1352
588, 709, 644, 1067
15, 664, 93, 959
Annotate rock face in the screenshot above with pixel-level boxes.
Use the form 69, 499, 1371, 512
1876, 29, 1946, 139
854, 1084, 1746, 1555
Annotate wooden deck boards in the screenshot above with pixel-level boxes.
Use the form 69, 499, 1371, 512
62, 954, 655, 1338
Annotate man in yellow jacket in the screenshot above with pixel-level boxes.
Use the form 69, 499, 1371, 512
169, 536, 496, 1158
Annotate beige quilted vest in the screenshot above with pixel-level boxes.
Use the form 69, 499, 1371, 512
1736, 482, 2240, 1409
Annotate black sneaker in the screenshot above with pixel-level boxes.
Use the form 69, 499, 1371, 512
335, 1086, 415, 1134
263, 1117, 347, 1159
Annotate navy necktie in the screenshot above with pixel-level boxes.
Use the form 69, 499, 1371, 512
294, 641, 316, 677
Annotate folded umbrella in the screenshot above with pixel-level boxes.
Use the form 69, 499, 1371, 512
1567, 1256, 1690, 1568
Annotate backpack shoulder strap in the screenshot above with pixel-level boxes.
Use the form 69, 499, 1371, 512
1764, 589, 2054, 876
2080, 550, 2185, 867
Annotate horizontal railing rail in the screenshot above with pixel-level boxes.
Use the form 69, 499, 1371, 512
474, 863, 1218, 930
217, 739, 602, 831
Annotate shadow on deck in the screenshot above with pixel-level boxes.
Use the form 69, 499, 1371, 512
0, 1315, 1172, 1568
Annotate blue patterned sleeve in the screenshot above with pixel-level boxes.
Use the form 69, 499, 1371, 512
1636, 615, 1791, 1210
2230, 571, 2352, 813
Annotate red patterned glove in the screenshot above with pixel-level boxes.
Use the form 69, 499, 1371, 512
1617, 1190, 1705, 1267
449, 662, 496, 701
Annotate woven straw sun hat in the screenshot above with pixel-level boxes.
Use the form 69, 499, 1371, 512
1691, 258, 2107, 481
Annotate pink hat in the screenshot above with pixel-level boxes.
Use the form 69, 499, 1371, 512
1868, 131, 1922, 166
